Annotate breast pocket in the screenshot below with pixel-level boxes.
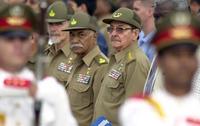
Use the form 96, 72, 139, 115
69, 78, 93, 107
104, 76, 124, 103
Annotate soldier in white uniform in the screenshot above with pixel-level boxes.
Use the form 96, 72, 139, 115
119, 11, 200, 126
0, 3, 77, 126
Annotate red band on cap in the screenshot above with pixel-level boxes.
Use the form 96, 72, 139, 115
153, 26, 200, 46
0, 17, 32, 31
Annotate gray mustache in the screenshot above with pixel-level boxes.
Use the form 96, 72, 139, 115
70, 43, 84, 49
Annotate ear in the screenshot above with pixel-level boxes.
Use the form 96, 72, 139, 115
132, 29, 140, 41
148, 7, 154, 17
93, 32, 97, 39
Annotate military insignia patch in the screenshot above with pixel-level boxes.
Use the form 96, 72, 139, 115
70, 18, 77, 25
9, 5, 24, 17
49, 10, 55, 17
108, 69, 121, 80
57, 62, 73, 73
113, 12, 122, 18
77, 74, 91, 84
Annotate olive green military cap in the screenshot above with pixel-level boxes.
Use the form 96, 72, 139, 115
152, 11, 200, 52
103, 7, 141, 29
0, 3, 37, 35
63, 12, 97, 32
46, 1, 69, 23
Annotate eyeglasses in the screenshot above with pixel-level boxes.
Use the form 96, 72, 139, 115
107, 26, 133, 34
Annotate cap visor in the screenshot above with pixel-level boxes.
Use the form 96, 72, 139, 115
62, 27, 89, 31
46, 19, 66, 23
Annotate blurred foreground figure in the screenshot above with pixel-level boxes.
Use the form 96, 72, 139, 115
120, 11, 200, 126
0, 3, 77, 126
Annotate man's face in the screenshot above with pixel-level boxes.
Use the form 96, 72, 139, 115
69, 29, 96, 55
158, 45, 198, 90
0, 34, 32, 71
107, 21, 139, 52
47, 21, 69, 44
132, 0, 152, 25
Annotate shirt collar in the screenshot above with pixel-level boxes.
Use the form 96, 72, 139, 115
139, 30, 156, 45
82, 46, 100, 66
111, 41, 138, 63
61, 42, 71, 57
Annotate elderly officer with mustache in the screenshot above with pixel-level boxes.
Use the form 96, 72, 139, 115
62, 12, 108, 126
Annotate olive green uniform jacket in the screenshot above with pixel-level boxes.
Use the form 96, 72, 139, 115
46, 42, 77, 85
66, 46, 108, 126
93, 42, 150, 126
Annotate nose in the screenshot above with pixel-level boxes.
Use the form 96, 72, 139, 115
70, 35, 80, 44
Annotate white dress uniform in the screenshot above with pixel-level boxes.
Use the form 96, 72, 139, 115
119, 88, 200, 126
0, 68, 78, 126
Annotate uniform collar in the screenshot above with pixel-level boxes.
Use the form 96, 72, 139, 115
112, 41, 138, 63
82, 46, 100, 66
61, 42, 71, 57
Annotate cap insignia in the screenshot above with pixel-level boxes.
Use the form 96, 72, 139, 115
113, 12, 122, 18
171, 12, 191, 26
9, 6, 24, 17
171, 27, 192, 39
70, 18, 77, 25
49, 10, 55, 17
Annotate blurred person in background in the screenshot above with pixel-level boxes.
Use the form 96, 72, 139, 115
94, 0, 117, 56
143, 0, 179, 95
189, 0, 200, 16
132, 0, 156, 62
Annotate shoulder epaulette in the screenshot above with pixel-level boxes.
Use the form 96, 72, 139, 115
95, 54, 109, 65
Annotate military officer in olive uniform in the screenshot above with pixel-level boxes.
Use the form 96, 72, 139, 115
45, 1, 77, 84
45, 0, 70, 57
63, 12, 109, 126
93, 7, 150, 126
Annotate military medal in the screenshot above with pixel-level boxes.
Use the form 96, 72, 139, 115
108, 69, 122, 80
77, 74, 91, 84
57, 62, 73, 73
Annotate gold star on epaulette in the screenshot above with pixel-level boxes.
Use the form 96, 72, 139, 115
99, 58, 106, 64
127, 51, 133, 61
95, 55, 108, 65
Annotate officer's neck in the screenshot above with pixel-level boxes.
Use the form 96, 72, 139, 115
54, 41, 66, 52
